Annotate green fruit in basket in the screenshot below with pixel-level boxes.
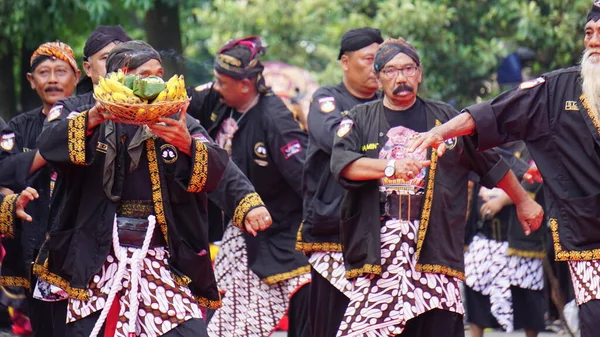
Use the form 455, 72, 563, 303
124, 75, 137, 90
132, 76, 167, 100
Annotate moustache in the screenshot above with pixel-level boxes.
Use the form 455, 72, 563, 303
44, 86, 63, 93
393, 84, 414, 95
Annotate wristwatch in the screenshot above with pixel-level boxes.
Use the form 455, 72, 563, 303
384, 159, 396, 178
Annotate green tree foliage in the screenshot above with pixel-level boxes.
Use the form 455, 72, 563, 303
0, 0, 595, 119
185, 0, 592, 106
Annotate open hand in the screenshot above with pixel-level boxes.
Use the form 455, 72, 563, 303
409, 130, 447, 157
15, 187, 39, 222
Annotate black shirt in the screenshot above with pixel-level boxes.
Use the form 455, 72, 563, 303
384, 98, 427, 132
298, 83, 380, 253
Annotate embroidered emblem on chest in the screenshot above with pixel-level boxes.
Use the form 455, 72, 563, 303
0, 133, 15, 151
565, 101, 579, 111
160, 144, 178, 164
254, 142, 268, 159
444, 137, 458, 150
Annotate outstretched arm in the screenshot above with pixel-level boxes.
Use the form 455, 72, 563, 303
409, 113, 476, 156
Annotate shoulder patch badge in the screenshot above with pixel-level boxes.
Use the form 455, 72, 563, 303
192, 133, 210, 143
280, 140, 302, 159
254, 142, 268, 158
0, 133, 15, 151
194, 82, 213, 92
336, 119, 354, 138
47, 105, 63, 122
318, 97, 336, 113
519, 77, 545, 90
160, 144, 178, 164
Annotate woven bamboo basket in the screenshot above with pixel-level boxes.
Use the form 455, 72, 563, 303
94, 95, 191, 125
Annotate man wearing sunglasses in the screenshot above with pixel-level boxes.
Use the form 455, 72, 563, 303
187, 37, 311, 337
329, 38, 543, 337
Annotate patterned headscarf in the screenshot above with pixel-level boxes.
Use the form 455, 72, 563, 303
30, 41, 78, 73
214, 36, 269, 93
374, 38, 420, 73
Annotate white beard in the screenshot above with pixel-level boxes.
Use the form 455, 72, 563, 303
580, 50, 600, 117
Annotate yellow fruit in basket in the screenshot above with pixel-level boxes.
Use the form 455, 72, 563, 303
111, 92, 143, 104
104, 78, 135, 96
153, 89, 168, 103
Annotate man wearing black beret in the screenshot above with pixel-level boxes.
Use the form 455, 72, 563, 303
297, 27, 382, 337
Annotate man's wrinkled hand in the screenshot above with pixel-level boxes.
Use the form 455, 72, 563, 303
244, 206, 272, 237
409, 129, 447, 157
515, 198, 544, 236
15, 187, 39, 222
149, 111, 192, 156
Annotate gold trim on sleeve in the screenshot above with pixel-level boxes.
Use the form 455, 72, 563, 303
67, 112, 88, 165
187, 139, 208, 192
0, 276, 30, 290
196, 294, 222, 309
0, 194, 17, 238
232, 192, 265, 229
345, 264, 382, 279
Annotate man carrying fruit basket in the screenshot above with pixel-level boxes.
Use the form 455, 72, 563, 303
34, 41, 231, 337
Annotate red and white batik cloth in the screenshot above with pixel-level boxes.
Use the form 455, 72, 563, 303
336, 219, 464, 337
568, 259, 600, 305
308, 251, 353, 297
464, 235, 544, 332
67, 247, 203, 337
208, 225, 311, 337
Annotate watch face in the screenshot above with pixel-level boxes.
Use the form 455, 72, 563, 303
384, 165, 395, 177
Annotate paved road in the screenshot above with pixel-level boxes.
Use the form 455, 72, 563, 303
0, 327, 574, 336
272, 331, 575, 337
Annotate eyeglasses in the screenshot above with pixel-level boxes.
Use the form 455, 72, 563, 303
380, 65, 419, 79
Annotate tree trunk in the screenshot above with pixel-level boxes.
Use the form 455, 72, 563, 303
0, 37, 16, 120
144, 0, 186, 79
20, 42, 41, 113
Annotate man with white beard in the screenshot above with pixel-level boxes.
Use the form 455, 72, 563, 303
409, 2, 600, 336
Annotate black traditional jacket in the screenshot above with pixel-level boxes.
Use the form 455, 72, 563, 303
298, 83, 379, 253
0, 107, 56, 290
331, 98, 510, 280
54, 92, 262, 237
466, 66, 600, 261
188, 83, 310, 284
34, 110, 229, 308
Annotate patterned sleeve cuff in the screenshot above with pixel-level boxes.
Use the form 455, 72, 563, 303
232, 192, 265, 229
187, 139, 208, 192
0, 194, 17, 238
67, 111, 88, 165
